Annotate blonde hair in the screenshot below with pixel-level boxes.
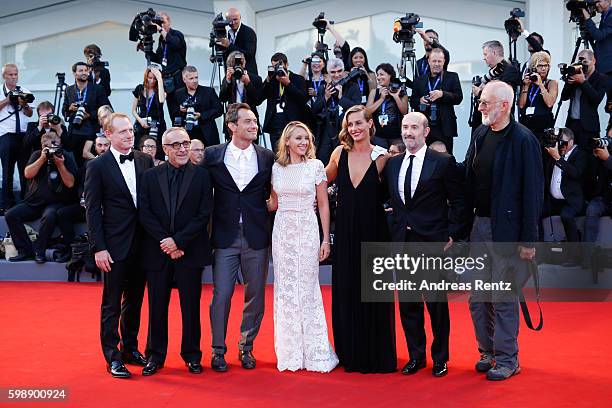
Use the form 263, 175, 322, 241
275, 121, 316, 166
529, 51, 551, 71
103, 112, 131, 132
338, 105, 375, 151
97, 105, 114, 128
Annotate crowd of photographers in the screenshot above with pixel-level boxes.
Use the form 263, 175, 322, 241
0, 1, 611, 265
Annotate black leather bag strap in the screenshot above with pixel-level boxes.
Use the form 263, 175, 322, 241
518, 260, 543, 331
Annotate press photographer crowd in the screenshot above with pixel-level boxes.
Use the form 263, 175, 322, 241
0, 0, 612, 380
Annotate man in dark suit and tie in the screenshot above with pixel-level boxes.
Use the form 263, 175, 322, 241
85, 112, 154, 378
203, 103, 275, 372
138, 127, 213, 376
384, 112, 465, 378
410, 48, 463, 155
218, 7, 258, 75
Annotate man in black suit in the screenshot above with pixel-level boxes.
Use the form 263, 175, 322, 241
218, 7, 258, 75
384, 112, 465, 378
85, 112, 154, 378
543, 128, 588, 263
261, 52, 308, 153
562, 49, 608, 150
203, 103, 274, 372
138, 127, 213, 376
172, 66, 224, 147
411, 48, 463, 155
414, 29, 451, 80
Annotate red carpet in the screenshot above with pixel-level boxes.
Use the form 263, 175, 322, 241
0, 282, 611, 407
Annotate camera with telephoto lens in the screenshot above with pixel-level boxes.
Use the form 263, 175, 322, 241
392, 13, 422, 44
558, 62, 585, 81
388, 78, 402, 93
129, 8, 163, 55
232, 54, 245, 80
504, 8, 525, 40
45, 142, 64, 161
72, 101, 87, 127
268, 62, 287, 78
87, 53, 109, 72
328, 69, 362, 96
209, 13, 231, 51
45, 113, 62, 125
481, 62, 506, 85
566, 0, 597, 23
542, 128, 563, 148
589, 136, 612, 150
146, 117, 159, 139
181, 99, 197, 131
313, 12, 333, 35
8, 86, 35, 104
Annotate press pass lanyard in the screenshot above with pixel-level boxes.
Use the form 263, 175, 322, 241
145, 91, 156, 116
76, 83, 88, 103
428, 76, 441, 93
357, 79, 365, 95
528, 84, 540, 107
162, 45, 168, 66
420, 60, 429, 76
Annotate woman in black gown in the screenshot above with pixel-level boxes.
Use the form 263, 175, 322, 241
325, 105, 396, 373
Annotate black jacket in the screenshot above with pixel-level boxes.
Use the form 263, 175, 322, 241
462, 120, 544, 245
202, 142, 274, 250
220, 71, 263, 121
562, 70, 608, 133
138, 162, 213, 269
544, 147, 588, 213
172, 86, 224, 147
23, 122, 69, 156
584, 13, 612, 74
410, 71, 463, 138
84, 150, 153, 261
151, 28, 187, 75
223, 24, 258, 75
384, 148, 465, 242
311, 81, 362, 138
62, 82, 109, 137
261, 71, 308, 134
414, 42, 451, 80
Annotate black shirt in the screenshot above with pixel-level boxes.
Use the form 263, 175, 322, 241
473, 125, 510, 216
24, 150, 78, 207
132, 84, 165, 124
152, 29, 187, 75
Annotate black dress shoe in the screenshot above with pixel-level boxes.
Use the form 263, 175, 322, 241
211, 353, 228, 372
432, 362, 448, 377
401, 359, 426, 375
186, 361, 203, 374
142, 361, 162, 376
238, 350, 256, 369
107, 361, 131, 378
34, 253, 46, 264
8, 252, 34, 262
122, 350, 147, 366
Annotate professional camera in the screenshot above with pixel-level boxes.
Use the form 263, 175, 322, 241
45, 142, 64, 160
303, 52, 325, 66
45, 113, 62, 126
129, 8, 163, 61
147, 118, 159, 139
558, 62, 585, 81
8, 87, 35, 104
181, 99, 197, 131
87, 52, 109, 72
482, 62, 506, 84
542, 128, 562, 148
209, 13, 231, 50
566, 0, 597, 23
72, 101, 87, 127
504, 8, 525, 40
232, 54, 245, 80
472, 75, 483, 87
268, 62, 287, 78
589, 136, 612, 149
313, 12, 333, 35
392, 13, 422, 44
525, 68, 539, 82
388, 78, 403, 93
329, 68, 362, 94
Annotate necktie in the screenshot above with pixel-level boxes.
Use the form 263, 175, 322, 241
120, 151, 134, 163
404, 155, 415, 204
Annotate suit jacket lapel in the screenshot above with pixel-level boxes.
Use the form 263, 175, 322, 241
413, 149, 436, 200
391, 153, 405, 205
176, 163, 195, 212
105, 151, 135, 207
219, 142, 241, 192
157, 164, 171, 217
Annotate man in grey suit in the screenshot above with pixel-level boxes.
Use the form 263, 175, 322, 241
203, 103, 275, 372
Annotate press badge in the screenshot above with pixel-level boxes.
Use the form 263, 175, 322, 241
361, 95, 367, 103
162, 58, 168, 67
379, 114, 389, 127
276, 103, 284, 113
526, 107, 535, 116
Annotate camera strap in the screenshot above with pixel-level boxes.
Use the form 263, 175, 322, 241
1, 84, 21, 129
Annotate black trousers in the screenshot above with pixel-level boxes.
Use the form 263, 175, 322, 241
0, 132, 22, 209
4, 202, 63, 255
399, 230, 450, 363
544, 198, 583, 243
100, 256, 146, 364
145, 262, 203, 364
56, 203, 85, 246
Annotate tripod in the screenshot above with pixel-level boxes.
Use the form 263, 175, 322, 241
398, 39, 417, 109
52, 74, 67, 118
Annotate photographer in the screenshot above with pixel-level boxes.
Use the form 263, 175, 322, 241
366, 63, 408, 149
21, 101, 68, 196
261, 52, 308, 152
82, 105, 113, 162
0, 63, 33, 214
346, 47, 377, 104
518, 52, 558, 143
543, 128, 588, 264
584, 126, 612, 246
220, 51, 263, 138
561, 49, 607, 149
414, 29, 451, 80
171, 66, 223, 147
5, 130, 76, 263
219, 8, 258, 75
131, 67, 167, 157
62, 61, 109, 166
312, 57, 361, 164
410, 48, 463, 154
84, 44, 111, 97
513, 19, 548, 75
150, 11, 187, 114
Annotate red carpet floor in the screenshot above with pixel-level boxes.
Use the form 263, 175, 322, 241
0, 282, 611, 407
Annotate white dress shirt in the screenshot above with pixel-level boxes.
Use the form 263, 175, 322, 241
0, 84, 31, 135
228, 23, 242, 45
550, 145, 576, 200
225, 141, 258, 222
398, 144, 428, 204
110, 146, 137, 207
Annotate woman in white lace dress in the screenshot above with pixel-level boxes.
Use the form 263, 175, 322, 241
267, 121, 339, 372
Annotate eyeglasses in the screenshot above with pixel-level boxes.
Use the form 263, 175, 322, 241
536, 64, 550, 69
142, 144, 156, 150
478, 100, 503, 108
163, 141, 190, 150
191, 148, 204, 153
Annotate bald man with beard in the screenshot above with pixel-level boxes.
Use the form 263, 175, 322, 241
217, 7, 258, 75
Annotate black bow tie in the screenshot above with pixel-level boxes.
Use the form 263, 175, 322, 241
119, 151, 134, 164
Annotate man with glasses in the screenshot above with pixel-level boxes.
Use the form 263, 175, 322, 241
462, 81, 543, 381
138, 127, 213, 376
218, 7, 258, 75
189, 139, 205, 165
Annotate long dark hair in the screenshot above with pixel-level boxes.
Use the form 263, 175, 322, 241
347, 47, 373, 73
